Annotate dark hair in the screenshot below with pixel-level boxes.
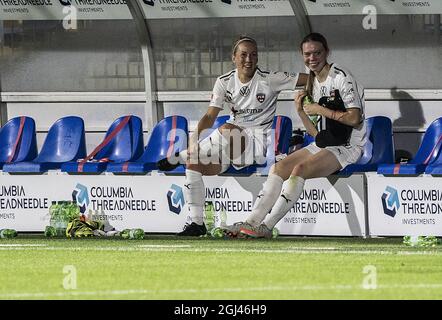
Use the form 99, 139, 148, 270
300, 33, 330, 96
300, 32, 329, 53
232, 35, 258, 55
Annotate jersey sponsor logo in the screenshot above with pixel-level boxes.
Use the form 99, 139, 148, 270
256, 93, 266, 103
236, 108, 263, 115
320, 86, 327, 97
239, 86, 250, 97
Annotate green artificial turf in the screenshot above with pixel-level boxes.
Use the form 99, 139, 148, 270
1, 235, 441, 300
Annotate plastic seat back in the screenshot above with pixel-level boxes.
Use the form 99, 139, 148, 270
272, 115, 292, 155
338, 116, 394, 174
0, 116, 37, 163
377, 117, 442, 175
35, 116, 86, 163
95, 115, 144, 162
213, 115, 230, 129
142, 115, 188, 163
409, 117, 442, 165
359, 116, 394, 165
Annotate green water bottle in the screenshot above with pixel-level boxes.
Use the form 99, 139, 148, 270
302, 95, 319, 126
403, 235, 438, 247
44, 226, 57, 238
272, 227, 279, 239
204, 201, 215, 233
0, 229, 17, 239
130, 228, 144, 240
219, 210, 227, 228
210, 227, 225, 239
121, 228, 144, 240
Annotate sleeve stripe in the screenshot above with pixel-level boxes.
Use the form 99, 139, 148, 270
334, 67, 347, 77
219, 70, 235, 80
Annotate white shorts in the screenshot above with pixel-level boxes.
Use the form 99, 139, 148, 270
304, 142, 363, 169
199, 127, 268, 173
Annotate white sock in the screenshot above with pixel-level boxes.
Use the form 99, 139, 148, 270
264, 176, 305, 229
246, 174, 284, 226
184, 169, 205, 225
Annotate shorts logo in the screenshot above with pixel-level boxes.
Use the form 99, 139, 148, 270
167, 184, 185, 215
256, 93, 265, 103
59, 0, 72, 5
381, 186, 400, 218
239, 86, 250, 97
142, 0, 155, 6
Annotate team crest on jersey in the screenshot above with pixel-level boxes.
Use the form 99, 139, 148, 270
256, 93, 265, 103
239, 86, 250, 97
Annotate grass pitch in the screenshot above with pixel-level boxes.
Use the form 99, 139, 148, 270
1, 235, 442, 300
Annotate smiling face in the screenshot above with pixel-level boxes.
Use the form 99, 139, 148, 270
302, 40, 329, 74
232, 41, 258, 82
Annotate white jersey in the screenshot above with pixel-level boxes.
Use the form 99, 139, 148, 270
209, 68, 299, 131
312, 63, 367, 147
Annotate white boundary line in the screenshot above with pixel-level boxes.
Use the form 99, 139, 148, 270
0, 244, 48, 247
1, 283, 442, 299
0, 245, 440, 255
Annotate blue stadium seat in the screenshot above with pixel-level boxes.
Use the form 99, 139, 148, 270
213, 115, 230, 129
273, 115, 293, 155
424, 128, 442, 174
378, 117, 442, 175
61, 115, 144, 173
3, 116, 86, 173
198, 115, 230, 141
106, 115, 188, 174
0, 116, 37, 170
339, 116, 394, 174
223, 115, 292, 175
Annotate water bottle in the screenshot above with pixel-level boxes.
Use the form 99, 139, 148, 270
44, 226, 57, 238
403, 235, 438, 247
219, 210, 227, 228
49, 201, 80, 237
272, 227, 279, 239
302, 95, 319, 126
0, 229, 18, 239
120, 228, 144, 240
210, 227, 225, 239
204, 201, 215, 233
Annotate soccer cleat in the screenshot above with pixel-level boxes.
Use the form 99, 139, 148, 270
222, 222, 253, 238
176, 222, 207, 236
240, 223, 273, 239
156, 152, 182, 171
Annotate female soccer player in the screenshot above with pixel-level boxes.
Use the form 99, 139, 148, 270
235, 32, 367, 238
174, 35, 307, 236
